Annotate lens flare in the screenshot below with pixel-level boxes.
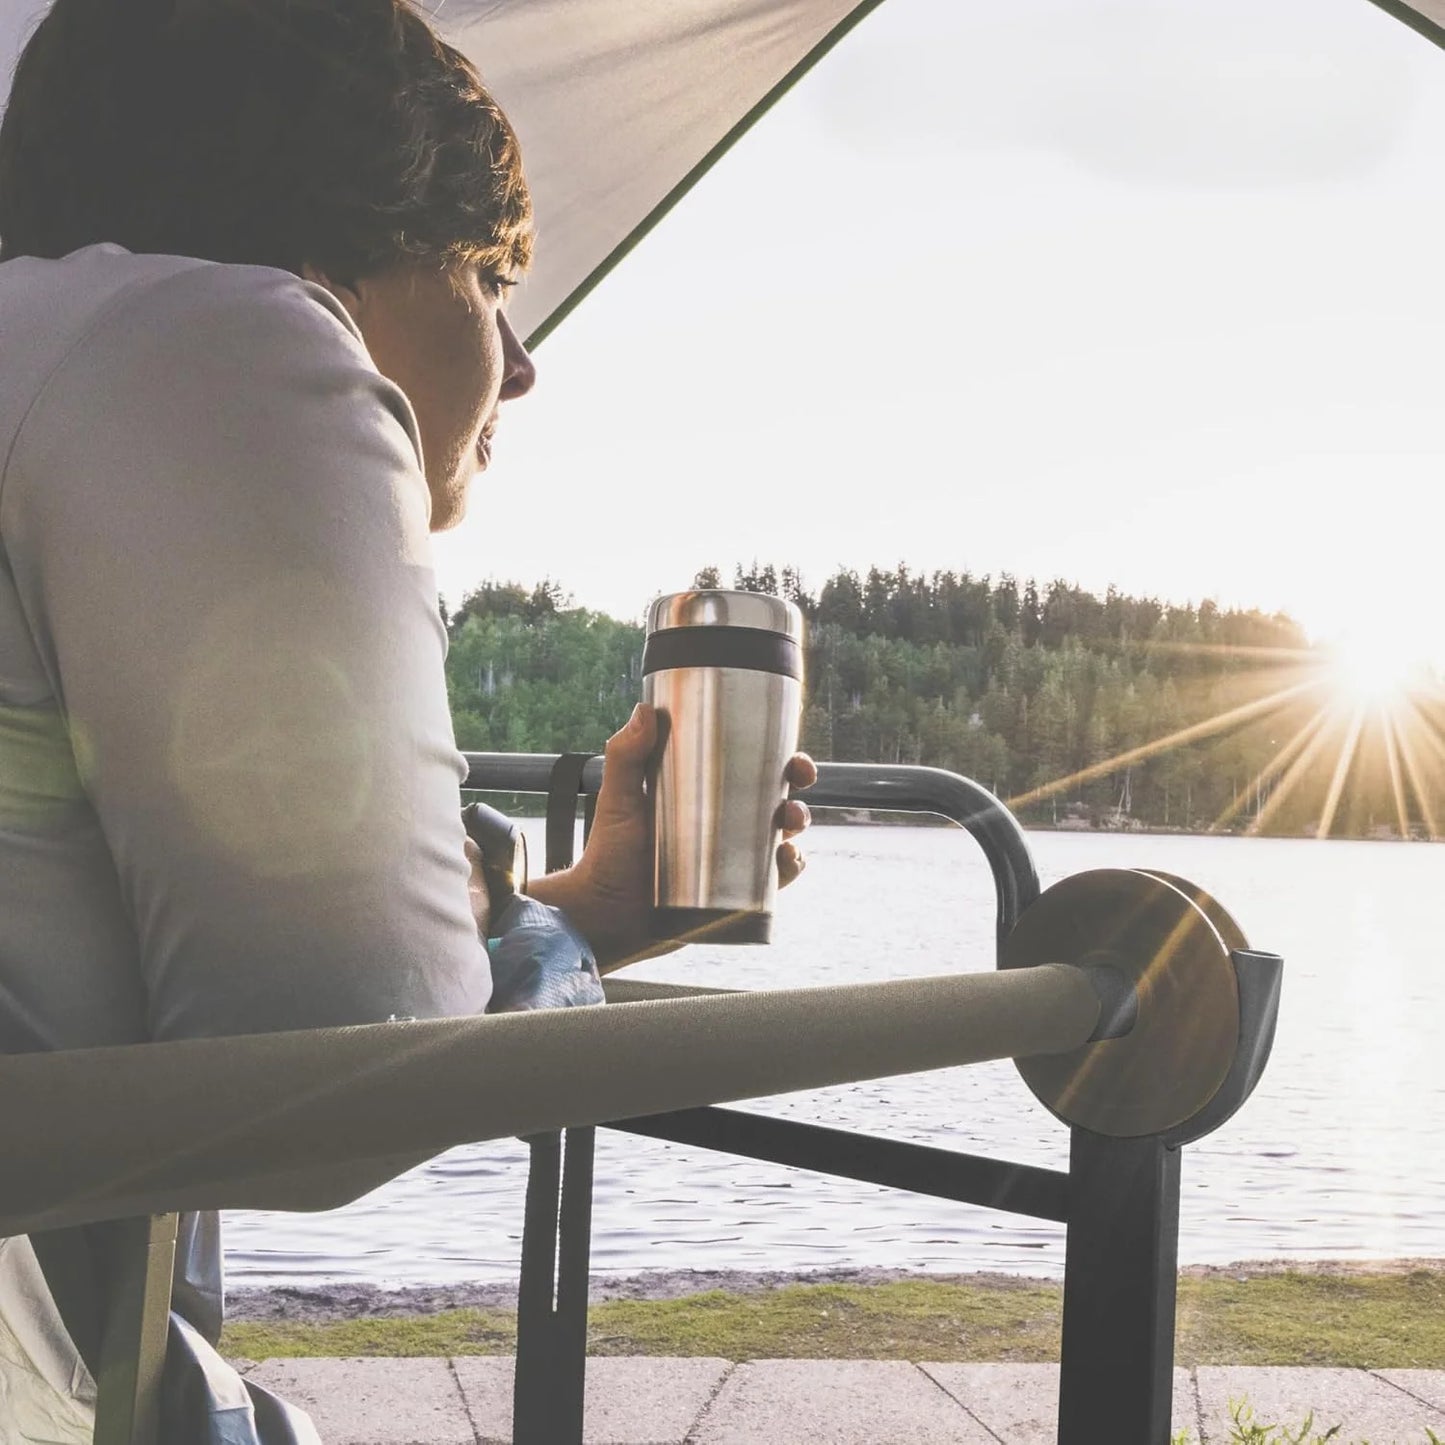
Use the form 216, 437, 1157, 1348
1328, 633, 1422, 706
1005, 620, 1443, 843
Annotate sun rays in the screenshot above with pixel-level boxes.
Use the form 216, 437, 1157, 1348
1312, 658, 1445, 841
1006, 638, 1444, 840
1005, 673, 1321, 814
1216, 703, 1331, 835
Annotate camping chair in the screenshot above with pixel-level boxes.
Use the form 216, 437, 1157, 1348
0, 758, 1280, 1445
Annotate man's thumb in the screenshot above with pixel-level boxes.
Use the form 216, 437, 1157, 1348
600, 703, 655, 793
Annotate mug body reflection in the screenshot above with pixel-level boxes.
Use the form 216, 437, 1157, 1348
642, 591, 804, 944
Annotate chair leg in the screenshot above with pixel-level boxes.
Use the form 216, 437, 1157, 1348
93, 1213, 178, 1445
1058, 1133, 1180, 1444
513, 1128, 595, 1445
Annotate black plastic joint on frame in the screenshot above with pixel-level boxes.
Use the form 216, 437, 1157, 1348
1161, 948, 1284, 1149
1079, 963, 1139, 1042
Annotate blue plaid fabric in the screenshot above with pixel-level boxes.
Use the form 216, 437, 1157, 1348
485, 895, 606, 1012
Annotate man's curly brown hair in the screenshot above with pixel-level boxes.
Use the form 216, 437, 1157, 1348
0, 0, 533, 282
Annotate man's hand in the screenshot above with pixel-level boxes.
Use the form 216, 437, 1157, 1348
527, 702, 816, 971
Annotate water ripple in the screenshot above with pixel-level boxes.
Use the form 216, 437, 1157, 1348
225, 828, 1445, 1285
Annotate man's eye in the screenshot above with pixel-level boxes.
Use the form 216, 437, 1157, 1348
482, 272, 518, 299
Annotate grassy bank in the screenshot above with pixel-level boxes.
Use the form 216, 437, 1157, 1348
221, 1267, 1445, 1366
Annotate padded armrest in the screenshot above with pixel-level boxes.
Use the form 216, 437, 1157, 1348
1, 966, 1098, 1235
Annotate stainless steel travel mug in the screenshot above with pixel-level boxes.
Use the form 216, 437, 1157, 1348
643, 590, 804, 944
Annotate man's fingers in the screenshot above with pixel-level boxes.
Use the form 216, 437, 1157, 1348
785, 753, 818, 789
777, 840, 806, 887
778, 798, 811, 838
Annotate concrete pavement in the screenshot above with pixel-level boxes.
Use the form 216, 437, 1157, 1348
236, 1357, 1445, 1443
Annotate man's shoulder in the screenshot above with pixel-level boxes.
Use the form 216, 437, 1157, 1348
2, 244, 362, 369
1, 243, 428, 553
0, 245, 391, 490
0, 242, 210, 321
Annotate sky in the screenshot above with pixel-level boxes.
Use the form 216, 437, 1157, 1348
430, 0, 1445, 654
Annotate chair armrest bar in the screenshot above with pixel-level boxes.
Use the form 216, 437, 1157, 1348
462, 756, 1042, 962
1, 965, 1098, 1234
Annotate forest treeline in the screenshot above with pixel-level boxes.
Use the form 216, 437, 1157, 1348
444, 566, 1441, 839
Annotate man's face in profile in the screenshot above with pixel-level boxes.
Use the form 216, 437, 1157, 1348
304, 258, 536, 531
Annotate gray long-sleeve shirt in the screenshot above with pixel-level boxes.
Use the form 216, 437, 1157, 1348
0, 242, 494, 1052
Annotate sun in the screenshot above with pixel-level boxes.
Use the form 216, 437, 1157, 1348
1329, 635, 1420, 705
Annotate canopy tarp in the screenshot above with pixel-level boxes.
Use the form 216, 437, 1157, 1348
1, 0, 1443, 342
422, 0, 1445, 345
1377, 0, 1445, 33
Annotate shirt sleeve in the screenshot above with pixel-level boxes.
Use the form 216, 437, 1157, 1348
0, 261, 493, 1038
485, 894, 604, 1013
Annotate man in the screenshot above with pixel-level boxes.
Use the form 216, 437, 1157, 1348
0, 0, 811, 1436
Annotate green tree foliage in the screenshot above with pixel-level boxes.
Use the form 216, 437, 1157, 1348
445, 581, 639, 754
444, 569, 1441, 839
449, 578, 569, 631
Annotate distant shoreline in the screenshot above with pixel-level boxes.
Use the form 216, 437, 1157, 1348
483, 798, 1433, 843
809, 810, 1436, 842
226, 1257, 1445, 1323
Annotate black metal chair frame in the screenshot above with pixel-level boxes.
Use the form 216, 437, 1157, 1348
464, 754, 1196, 1445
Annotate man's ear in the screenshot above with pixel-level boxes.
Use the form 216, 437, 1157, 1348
299, 263, 363, 324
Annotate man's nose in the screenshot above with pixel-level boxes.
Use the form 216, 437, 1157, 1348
498, 310, 537, 400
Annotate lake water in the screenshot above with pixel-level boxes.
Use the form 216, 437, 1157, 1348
224, 825, 1445, 1287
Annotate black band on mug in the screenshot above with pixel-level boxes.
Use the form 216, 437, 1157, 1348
651, 907, 774, 945
641, 626, 802, 679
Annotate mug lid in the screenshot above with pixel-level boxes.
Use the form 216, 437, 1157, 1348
647, 589, 804, 640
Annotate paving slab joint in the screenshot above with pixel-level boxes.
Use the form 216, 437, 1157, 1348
914, 1363, 1006, 1444
1367, 1367, 1445, 1418
447, 1356, 484, 1445
682, 1360, 739, 1445
1185, 1365, 1204, 1443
